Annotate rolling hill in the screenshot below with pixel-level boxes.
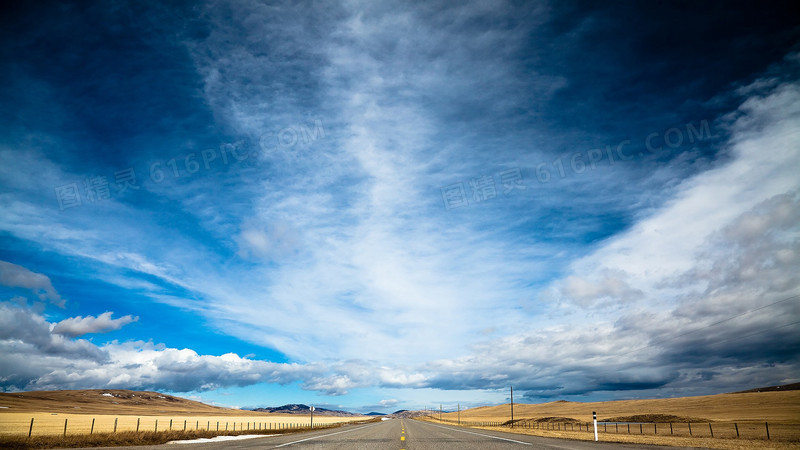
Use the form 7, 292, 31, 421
443, 387, 800, 424
0, 389, 331, 416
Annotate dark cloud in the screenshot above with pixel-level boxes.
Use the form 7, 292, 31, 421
0, 261, 63, 307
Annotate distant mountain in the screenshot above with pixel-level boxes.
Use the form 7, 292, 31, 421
365, 412, 386, 416
250, 404, 363, 417
389, 409, 432, 418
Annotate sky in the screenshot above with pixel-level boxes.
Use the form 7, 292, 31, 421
0, 0, 798, 414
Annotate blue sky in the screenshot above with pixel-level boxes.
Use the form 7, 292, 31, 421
1, 1, 798, 413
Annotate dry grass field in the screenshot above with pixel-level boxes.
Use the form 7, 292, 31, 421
0, 389, 366, 438
0, 389, 272, 415
427, 389, 800, 448
443, 390, 800, 423
0, 412, 365, 436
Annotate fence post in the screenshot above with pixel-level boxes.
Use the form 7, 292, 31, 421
170, 419, 173, 430
670, 422, 672, 435
627, 424, 630, 434
709, 423, 713, 438
688, 422, 692, 436
136, 418, 140, 432
639, 424, 642, 435
114, 418, 118, 433
28, 418, 34, 438
155, 419, 158, 432
91, 418, 95, 434
734, 423, 739, 438
64, 418, 68, 436
765, 422, 770, 440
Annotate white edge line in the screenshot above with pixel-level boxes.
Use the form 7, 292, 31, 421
425, 422, 533, 446
273, 423, 380, 448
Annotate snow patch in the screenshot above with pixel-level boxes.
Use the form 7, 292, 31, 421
168, 435, 275, 444
101, 393, 114, 397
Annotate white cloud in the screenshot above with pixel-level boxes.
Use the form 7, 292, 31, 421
417, 75, 800, 397
52, 312, 139, 337
0, 302, 325, 393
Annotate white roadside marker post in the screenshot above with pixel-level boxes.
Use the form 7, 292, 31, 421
310, 406, 315, 429
593, 411, 598, 442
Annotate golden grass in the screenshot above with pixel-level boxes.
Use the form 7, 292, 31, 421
0, 412, 365, 436
444, 391, 800, 423
0, 389, 278, 416
418, 420, 800, 450
426, 390, 800, 447
0, 419, 385, 450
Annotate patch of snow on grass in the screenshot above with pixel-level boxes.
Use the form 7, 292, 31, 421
168, 435, 276, 444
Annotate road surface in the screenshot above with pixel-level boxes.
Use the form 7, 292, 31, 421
102, 418, 705, 449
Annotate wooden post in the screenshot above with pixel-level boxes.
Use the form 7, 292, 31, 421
765, 422, 770, 440
627, 423, 630, 434
114, 418, 118, 433
90, 418, 95, 435
136, 418, 140, 432
639, 423, 642, 434
170, 419, 173, 430
64, 418, 68, 436
709, 423, 713, 438
688, 422, 692, 436
670, 422, 673, 435
28, 418, 34, 438
216, 421, 219, 431
734, 423, 739, 438
155, 419, 158, 432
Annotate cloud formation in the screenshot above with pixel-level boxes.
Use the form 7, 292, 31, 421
52, 312, 139, 338
0, 260, 64, 307
0, 1, 798, 410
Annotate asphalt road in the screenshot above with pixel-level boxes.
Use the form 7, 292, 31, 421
105, 418, 705, 449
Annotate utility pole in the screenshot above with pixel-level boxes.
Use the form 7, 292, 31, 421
439, 404, 442, 421
458, 403, 460, 425
510, 386, 514, 427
